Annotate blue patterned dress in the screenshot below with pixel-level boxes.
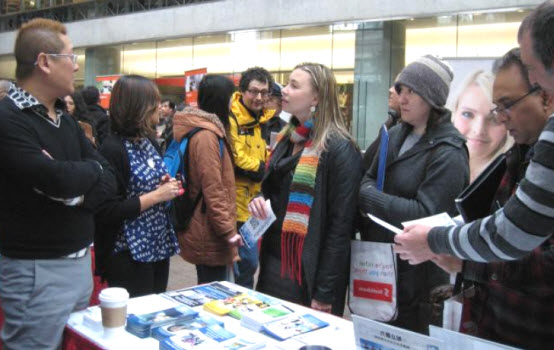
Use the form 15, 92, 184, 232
114, 138, 179, 261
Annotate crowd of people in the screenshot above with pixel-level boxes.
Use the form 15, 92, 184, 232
1, 2, 554, 349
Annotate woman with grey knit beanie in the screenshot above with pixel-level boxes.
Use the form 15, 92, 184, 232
358, 55, 470, 334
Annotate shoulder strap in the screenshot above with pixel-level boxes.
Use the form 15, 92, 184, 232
183, 128, 224, 212
178, 127, 202, 175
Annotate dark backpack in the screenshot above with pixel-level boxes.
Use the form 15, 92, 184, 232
163, 127, 223, 231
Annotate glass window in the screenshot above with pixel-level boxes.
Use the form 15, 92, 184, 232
122, 41, 156, 78
456, 11, 530, 57
405, 16, 457, 64
192, 34, 231, 73
332, 25, 356, 70
281, 26, 333, 70
404, 10, 532, 64
74, 48, 85, 84
156, 38, 193, 77
230, 30, 281, 73
0, 55, 16, 80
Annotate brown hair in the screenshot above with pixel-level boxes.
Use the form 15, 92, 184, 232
15, 18, 67, 80
290, 62, 355, 151
109, 75, 160, 138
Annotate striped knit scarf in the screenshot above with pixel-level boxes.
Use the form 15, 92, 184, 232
280, 119, 320, 285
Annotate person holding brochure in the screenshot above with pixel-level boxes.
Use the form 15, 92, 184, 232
229, 67, 275, 289
249, 62, 362, 316
432, 48, 554, 349
393, 2, 554, 267
173, 74, 242, 284
358, 55, 469, 333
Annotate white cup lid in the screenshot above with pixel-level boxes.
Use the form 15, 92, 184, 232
99, 287, 129, 303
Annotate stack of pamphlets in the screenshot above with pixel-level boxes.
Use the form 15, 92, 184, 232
163, 282, 242, 307
240, 304, 295, 332
125, 304, 198, 338
262, 313, 329, 341
159, 324, 235, 350
228, 291, 281, 320
220, 337, 267, 350
151, 313, 224, 341
203, 293, 262, 316
160, 324, 268, 350
203, 291, 281, 321
82, 306, 103, 332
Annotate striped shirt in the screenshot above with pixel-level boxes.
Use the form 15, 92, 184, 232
428, 114, 554, 262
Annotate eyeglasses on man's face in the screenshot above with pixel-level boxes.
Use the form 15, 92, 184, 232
246, 88, 271, 98
34, 53, 79, 66
490, 84, 541, 120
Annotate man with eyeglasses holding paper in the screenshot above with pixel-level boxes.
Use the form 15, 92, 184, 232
0, 18, 115, 349
431, 48, 554, 348
229, 67, 275, 288
394, 2, 554, 274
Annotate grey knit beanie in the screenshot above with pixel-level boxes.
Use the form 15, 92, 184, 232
395, 55, 453, 109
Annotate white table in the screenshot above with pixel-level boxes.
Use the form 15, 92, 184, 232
66, 282, 355, 350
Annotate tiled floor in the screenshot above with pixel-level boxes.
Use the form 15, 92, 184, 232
167, 255, 198, 291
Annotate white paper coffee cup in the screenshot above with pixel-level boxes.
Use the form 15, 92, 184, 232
98, 287, 129, 338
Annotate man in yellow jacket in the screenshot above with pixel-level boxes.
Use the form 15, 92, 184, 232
229, 67, 275, 288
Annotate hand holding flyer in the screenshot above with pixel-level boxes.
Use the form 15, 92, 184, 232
240, 199, 276, 248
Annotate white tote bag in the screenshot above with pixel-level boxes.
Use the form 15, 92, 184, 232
348, 240, 398, 321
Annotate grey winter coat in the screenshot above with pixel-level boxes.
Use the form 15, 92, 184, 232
359, 118, 469, 334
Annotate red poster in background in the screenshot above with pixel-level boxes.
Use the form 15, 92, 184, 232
228, 73, 241, 86
185, 68, 207, 107
95, 75, 121, 109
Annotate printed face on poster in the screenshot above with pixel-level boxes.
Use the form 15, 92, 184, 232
185, 68, 207, 107
95, 75, 121, 109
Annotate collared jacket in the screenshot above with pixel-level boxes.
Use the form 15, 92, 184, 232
172, 107, 239, 266
258, 128, 363, 316
228, 91, 274, 222
359, 117, 469, 334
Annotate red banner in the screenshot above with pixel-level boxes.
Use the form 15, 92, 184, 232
95, 75, 121, 109
185, 68, 207, 107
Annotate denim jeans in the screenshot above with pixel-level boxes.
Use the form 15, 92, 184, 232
234, 222, 259, 288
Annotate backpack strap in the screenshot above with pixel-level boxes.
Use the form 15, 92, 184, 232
183, 128, 224, 214
178, 127, 203, 176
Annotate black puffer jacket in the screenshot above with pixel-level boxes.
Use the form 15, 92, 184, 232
359, 118, 469, 333
258, 128, 362, 316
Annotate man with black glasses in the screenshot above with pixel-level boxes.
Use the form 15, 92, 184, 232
229, 67, 275, 288
432, 48, 554, 348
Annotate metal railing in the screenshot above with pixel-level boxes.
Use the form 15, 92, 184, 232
0, 0, 215, 32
